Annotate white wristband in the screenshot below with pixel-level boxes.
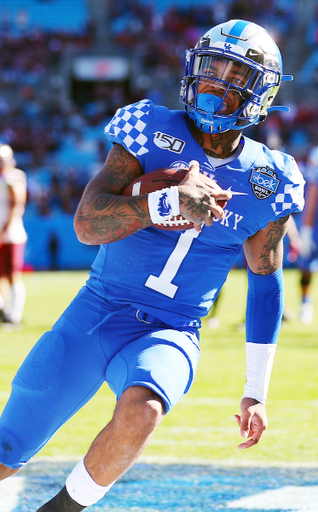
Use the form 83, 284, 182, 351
242, 342, 277, 405
147, 186, 180, 224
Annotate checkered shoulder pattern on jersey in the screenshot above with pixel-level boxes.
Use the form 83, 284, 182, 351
269, 153, 305, 218
104, 99, 191, 172
239, 138, 305, 230
105, 99, 152, 158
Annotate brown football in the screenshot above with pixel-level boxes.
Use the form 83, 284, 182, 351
122, 167, 227, 231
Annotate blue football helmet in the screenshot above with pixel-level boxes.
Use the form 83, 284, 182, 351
180, 19, 292, 134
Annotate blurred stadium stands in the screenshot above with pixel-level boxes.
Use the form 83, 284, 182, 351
0, 0, 316, 269
0, 0, 89, 33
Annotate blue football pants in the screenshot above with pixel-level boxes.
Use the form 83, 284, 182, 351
0, 286, 200, 468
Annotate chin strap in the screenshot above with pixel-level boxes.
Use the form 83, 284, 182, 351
267, 105, 290, 113
267, 74, 293, 114
281, 74, 293, 81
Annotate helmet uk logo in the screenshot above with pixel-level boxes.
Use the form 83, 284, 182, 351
154, 132, 185, 153
249, 166, 280, 199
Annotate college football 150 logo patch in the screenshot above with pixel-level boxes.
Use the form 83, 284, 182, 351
249, 166, 280, 199
153, 131, 185, 153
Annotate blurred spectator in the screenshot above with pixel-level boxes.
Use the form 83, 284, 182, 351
0, 143, 27, 328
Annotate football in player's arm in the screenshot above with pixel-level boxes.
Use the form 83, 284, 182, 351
0, 19, 305, 512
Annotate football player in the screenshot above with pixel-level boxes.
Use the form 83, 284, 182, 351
0, 20, 305, 511
298, 145, 318, 323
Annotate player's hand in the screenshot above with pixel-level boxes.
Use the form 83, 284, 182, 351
178, 160, 232, 232
234, 397, 268, 449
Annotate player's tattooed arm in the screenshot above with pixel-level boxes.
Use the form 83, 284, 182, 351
178, 161, 232, 230
74, 144, 151, 245
243, 214, 290, 275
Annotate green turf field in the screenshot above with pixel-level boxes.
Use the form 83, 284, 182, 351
0, 269, 317, 466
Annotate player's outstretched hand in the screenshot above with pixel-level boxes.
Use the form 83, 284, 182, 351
178, 160, 232, 232
235, 397, 268, 449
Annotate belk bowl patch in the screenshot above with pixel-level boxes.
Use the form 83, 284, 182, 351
249, 166, 280, 199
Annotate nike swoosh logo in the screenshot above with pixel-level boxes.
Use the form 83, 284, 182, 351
227, 186, 248, 196
248, 50, 260, 57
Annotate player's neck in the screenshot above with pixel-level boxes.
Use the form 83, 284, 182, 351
190, 121, 243, 159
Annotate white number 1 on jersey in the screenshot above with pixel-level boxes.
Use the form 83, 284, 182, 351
145, 228, 200, 298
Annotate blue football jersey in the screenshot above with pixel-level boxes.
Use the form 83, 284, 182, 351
87, 100, 305, 328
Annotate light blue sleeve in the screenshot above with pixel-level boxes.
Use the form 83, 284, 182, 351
246, 266, 284, 344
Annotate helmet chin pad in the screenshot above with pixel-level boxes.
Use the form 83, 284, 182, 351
197, 94, 222, 119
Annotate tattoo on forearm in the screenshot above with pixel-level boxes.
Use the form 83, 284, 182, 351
77, 195, 150, 243
254, 215, 290, 274
93, 196, 110, 211
75, 144, 150, 244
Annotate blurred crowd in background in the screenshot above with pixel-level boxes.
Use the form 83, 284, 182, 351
0, 0, 317, 219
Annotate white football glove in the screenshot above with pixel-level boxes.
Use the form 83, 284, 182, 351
300, 225, 316, 259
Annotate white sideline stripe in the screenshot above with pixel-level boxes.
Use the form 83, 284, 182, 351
227, 485, 318, 510
0, 476, 25, 512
